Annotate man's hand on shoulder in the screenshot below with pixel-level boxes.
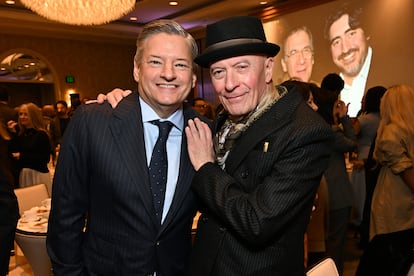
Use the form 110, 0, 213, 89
86, 88, 132, 108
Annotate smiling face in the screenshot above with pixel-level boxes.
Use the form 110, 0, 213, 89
209, 54, 274, 122
133, 33, 196, 118
281, 30, 314, 82
329, 14, 368, 80
18, 105, 33, 128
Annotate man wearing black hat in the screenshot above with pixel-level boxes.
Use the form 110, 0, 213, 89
185, 16, 333, 275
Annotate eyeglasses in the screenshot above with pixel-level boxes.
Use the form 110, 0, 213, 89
194, 104, 208, 109
286, 46, 313, 59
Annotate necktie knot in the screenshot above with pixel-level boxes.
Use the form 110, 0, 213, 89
152, 120, 173, 140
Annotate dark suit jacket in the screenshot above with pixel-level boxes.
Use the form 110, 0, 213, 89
190, 84, 333, 276
47, 92, 203, 275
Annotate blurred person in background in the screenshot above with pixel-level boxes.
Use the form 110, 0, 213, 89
317, 91, 357, 275
0, 114, 20, 276
50, 100, 70, 159
41, 104, 56, 134
349, 85, 386, 248
9, 103, 51, 192
321, 73, 344, 99
357, 84, 414, 275
0, 85, 18, 125
42, 104, 57, 165
0, 86, 19, 186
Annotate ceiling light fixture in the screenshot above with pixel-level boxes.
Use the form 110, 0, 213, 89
20, 0, 136, 26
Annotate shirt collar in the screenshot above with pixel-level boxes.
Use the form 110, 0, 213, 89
139, 96, 184, 132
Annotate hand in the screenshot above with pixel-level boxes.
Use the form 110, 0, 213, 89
351, 160, 365, 171
185, 118, 215, 171
7, 120, 17, 132
334, 100, 349, 119
87, 88, 132, 108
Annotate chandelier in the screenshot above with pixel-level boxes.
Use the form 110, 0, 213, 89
20, 0, 136, 26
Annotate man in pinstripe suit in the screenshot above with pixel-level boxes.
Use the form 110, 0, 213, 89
47, 20, 208, 275
185, 16, 333, 275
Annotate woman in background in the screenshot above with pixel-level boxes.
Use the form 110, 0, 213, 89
350, 85, 386, 248
0, 114, 19, 276
357, 84, 414, 275
9, 103, 51, 192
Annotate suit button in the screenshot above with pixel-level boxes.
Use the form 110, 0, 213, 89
201, 216, 208, 223
156, 241, 160, 246
241, 171, 249, 178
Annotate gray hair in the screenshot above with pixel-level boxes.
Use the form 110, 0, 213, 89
134, 19, 199, 72
282, 26, 314, 60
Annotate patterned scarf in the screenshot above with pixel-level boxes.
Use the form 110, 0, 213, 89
215, 86, 288, 169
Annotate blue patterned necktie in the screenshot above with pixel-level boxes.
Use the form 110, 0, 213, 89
149, 120, 173, 224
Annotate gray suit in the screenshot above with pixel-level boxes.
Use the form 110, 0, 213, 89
47, 92, 203, 275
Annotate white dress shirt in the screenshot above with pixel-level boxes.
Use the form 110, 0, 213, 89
340, 46, 372, 117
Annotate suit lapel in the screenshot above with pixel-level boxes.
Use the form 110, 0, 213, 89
109, 93, 157, 225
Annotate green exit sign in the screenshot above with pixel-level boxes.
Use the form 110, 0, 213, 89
65, 75, 75, 83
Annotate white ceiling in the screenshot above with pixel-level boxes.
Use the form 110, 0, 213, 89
0, 0, 334, 44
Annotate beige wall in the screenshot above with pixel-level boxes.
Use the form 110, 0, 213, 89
0, 33, 137, 106
263, 0, 414, 88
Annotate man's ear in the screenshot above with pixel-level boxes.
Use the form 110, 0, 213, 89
281, 57, 288, 73
265, 57, 274, 83
191, 73, 196, 88
133, 63, 140, 82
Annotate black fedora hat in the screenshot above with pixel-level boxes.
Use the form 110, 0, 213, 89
195, 16, 280, 68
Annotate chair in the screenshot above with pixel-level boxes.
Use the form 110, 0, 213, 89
13, 183, 51, 274
14, 183, 50, 215
15, 232, 52, 276
306, 258, 339, 276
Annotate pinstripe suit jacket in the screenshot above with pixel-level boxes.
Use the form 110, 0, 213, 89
47, 92, 202, 275
190, 84, 333, 276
